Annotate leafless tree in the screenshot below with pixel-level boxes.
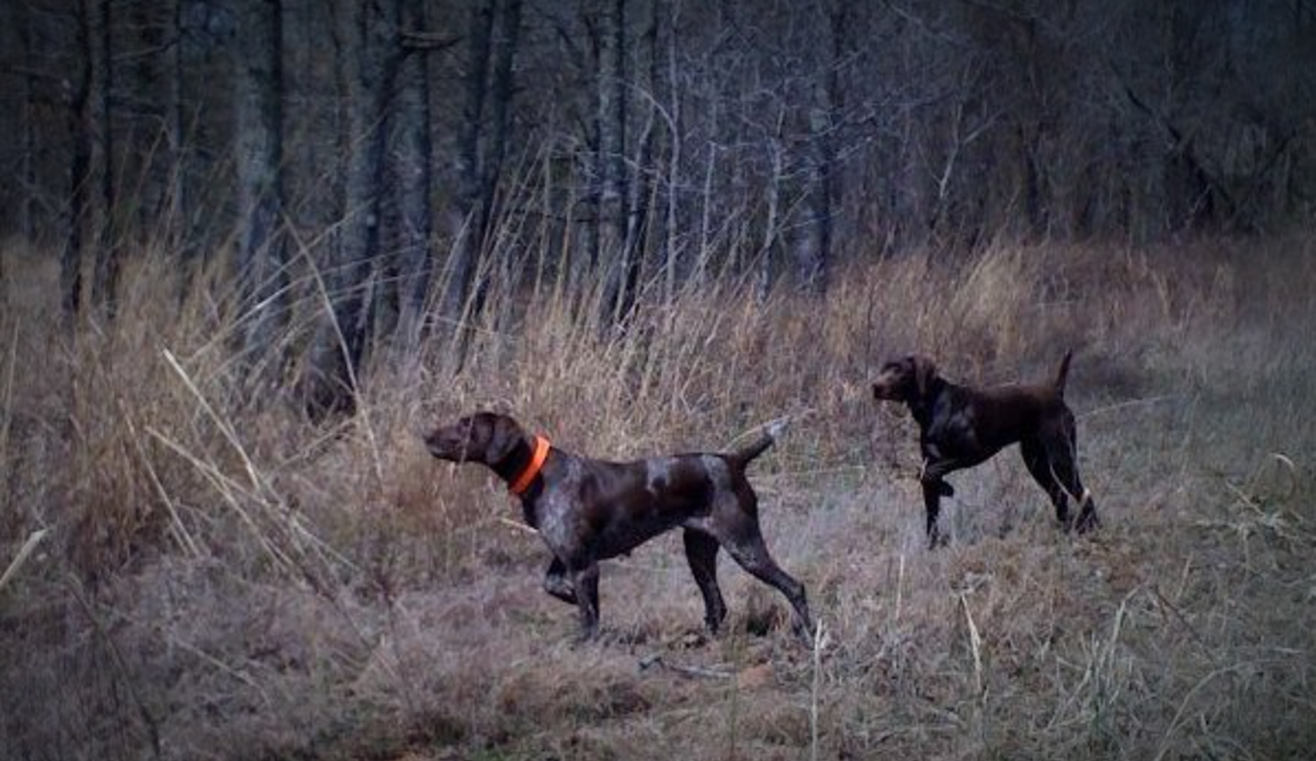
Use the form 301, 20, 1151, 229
232, 0, 289, 380
92, 0, 119, 316
301, 0, 404, 418
2, 0, 1312, 414
594, 0, 628, 320
441, 0, 497, 334
61, 0, 95, 324
391, 0, 436, 354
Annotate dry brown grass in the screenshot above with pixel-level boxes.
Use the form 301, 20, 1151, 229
1, 232, 1314, 761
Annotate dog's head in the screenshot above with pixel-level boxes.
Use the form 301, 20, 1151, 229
423, 411, 525, 465
872, 355, 938, 403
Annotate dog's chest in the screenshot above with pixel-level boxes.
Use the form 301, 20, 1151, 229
532, 465, 588, 553
921, 392, 982, 456
534, 492, 573, 551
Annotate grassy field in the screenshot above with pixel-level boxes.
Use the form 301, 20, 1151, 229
2, 235, 1314, 760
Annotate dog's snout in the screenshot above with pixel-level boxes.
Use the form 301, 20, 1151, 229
424, 423, 476, 463
871, 369, 901, 400
423, 426, 454, 456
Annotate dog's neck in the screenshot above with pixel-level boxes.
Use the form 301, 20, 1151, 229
907, 375, 948, 427
489, 437, 534, 487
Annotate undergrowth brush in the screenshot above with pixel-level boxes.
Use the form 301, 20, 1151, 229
2, 233, 1313, 760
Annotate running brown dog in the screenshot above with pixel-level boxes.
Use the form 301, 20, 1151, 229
423, 412, 813, 643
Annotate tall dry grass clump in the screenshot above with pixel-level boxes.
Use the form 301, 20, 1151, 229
2, 231, 1314, 760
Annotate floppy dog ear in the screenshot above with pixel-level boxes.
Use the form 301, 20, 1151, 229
485, 414, 525, 463
912, 356, 937, 399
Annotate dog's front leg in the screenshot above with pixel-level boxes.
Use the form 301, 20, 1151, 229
542, 557, 577, 605
920, 479, 947, 548
571, 562, 601, 641
921, 450, 965, 547
918, 451, 959, 496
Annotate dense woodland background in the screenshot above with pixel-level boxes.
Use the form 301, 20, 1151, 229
3, 0, 1314, 405
3, 3, 1316, 760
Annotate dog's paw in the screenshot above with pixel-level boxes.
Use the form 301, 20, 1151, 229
676, 630, 709, 649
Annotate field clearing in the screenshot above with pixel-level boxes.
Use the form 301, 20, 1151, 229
2, 236, 1314, 760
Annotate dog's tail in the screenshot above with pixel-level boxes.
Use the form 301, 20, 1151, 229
729, 416, 790, 469
1053, 350, 1074, 396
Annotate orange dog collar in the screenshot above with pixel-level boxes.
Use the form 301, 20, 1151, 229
509, 435, 551, 496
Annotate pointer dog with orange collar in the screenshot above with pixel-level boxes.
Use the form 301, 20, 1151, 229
423, 412, 812, 643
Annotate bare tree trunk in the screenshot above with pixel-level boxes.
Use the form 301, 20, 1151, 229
611, 0, 658, 323
662, 2, 682, 304
596, 0, 628, 321
234, 0, 288, 383
18, 1, 37, 244
302, 0, 400, 419
393, 0, 434, 354
93, 0, 120, 317
62, 0, 95, 325
756, 124, 784, 303
440, 0, 495, 333
695, 143, 714, 285
129, 0, 169, 232
170, 0, 209, 278
794, 3, 842, 293
480, 0, 523, 231
171, 0, 190, 259
462, 0, 524, 333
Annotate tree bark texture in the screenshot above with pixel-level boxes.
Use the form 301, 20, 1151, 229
392, 0, 434, 353
92, 0, 120, 317
233, 0, 289, 380
302, 0, 400, 418
440, 0, 495, 332
61, 0, 95, 325
596, 0, 628, 320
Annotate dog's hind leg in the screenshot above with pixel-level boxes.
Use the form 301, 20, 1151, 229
717, 526, 812, 643
683, 529, 727, 633
1037, 419, 1098, 532
1021, 436, 1070, 528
